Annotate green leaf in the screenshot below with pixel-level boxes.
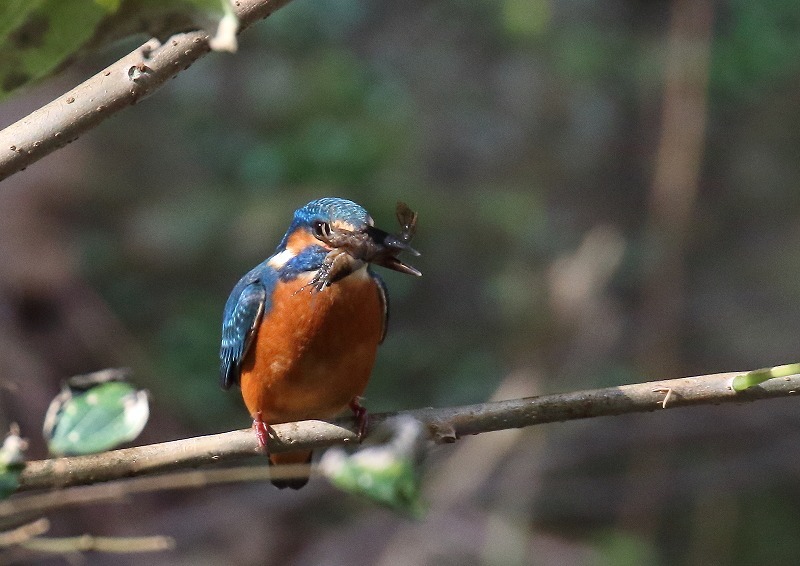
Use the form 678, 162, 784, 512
320, 416, 427, 517
731, 363, 800, 392
0, 1, 110, 97
43, 376, 150, 456
0, 0, 237, 101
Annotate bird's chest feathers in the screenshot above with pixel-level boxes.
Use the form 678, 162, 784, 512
280, 267, 377, 343
240, 267, 383, 421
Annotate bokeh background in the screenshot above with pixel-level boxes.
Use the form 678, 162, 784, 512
3, 0, 800, 563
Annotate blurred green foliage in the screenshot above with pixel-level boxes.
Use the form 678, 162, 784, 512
712, 0, 800, 101
593, 530, 658, 566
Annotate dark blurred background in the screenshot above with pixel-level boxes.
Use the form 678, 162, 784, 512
3, 0, 800, 563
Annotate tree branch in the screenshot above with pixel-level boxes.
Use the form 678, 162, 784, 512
0, 0, 293, 182
16, 369, 800, 492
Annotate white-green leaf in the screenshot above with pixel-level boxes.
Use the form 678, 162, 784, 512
320, 416, 427, 517
44, 380, 150, 456
0, 426, 28, 500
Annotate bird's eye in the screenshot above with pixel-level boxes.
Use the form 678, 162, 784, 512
313, 221, 331, 240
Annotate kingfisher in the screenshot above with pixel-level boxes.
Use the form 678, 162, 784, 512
219, 197, 420, 489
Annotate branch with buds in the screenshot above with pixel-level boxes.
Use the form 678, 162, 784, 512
0, 0, 294, 181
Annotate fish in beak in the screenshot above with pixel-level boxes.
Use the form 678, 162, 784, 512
363, 226, 422, 276
304, 202, 421, 292
322, 201, 422, 276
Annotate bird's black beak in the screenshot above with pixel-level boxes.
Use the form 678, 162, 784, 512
365, 226, 422, 277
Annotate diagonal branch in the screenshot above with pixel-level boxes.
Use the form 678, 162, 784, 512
0, 0, 293, 182
16, 369, 800, 492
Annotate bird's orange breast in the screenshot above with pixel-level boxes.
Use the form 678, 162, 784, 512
239, 268, 384, 424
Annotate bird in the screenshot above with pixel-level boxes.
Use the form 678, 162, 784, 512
219, 197, 421, 489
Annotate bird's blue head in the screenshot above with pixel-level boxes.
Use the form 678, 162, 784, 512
271, 197, 421, 281
278, 197, 373, 249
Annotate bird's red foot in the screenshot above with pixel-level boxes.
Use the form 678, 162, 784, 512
348, 397, 369, 441
252, 411, 270, 454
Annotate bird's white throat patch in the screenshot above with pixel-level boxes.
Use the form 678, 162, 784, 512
267, 248, 295, 269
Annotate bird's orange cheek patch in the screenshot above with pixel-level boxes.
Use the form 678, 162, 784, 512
286, 230, 325, 255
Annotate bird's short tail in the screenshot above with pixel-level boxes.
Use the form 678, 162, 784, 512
269, 450, 313, 489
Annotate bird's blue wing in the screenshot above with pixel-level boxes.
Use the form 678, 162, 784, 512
219, 272, 273, 389
371, 270, 390, 343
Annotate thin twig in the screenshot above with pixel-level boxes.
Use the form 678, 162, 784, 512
20, 534, 174, 554
15, 369, 800, 492
0, 465, 310, 524
0, 0, 293, 181
0, 518, 49, 547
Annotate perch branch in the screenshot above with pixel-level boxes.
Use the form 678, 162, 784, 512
15, 369, 800, 492
0, 0, 293, 181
